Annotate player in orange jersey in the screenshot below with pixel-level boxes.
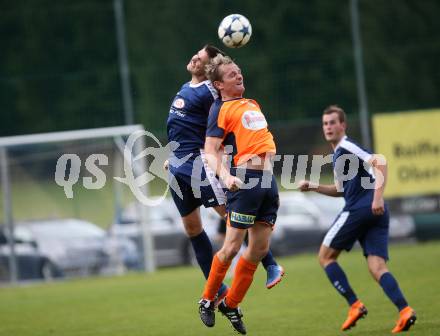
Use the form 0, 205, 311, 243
166, 46, 283, 306
197, 54, 280, 335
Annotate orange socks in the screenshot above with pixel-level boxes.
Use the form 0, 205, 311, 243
226, 256, 258, 308
202, 254, 231, 301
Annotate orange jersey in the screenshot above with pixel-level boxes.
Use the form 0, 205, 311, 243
206, 98, 276, 166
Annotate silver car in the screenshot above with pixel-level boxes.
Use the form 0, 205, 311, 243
304, 193, 345, 230
0, 226, 62, 281
14, 219, 139, 276
110, 198, 193, 268
269, 192, 327, 255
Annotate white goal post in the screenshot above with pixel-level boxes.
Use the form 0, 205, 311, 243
0, 125, 156, 283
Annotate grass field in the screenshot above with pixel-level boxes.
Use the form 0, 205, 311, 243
1, 242, 439, 336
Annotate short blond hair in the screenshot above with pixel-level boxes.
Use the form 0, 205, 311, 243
205, 54, 234, 83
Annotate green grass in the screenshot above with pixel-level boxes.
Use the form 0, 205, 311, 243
1, 242, 439, 336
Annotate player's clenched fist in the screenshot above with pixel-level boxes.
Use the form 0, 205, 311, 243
298, 180, 311, 192
224, 175, 243, 192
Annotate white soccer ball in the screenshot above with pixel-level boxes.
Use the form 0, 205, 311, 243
218, 14, 252, 48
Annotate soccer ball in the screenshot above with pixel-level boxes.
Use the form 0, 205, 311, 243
218, 14, 252, 48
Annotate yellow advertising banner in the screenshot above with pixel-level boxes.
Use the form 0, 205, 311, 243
373, 109, 440, 198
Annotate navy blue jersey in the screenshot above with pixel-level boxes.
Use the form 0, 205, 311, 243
167, 80, 218, 160
333, 136, 375, 211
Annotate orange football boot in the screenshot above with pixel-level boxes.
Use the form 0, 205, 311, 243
391, 306, 416, 333
341, 300, 368, 331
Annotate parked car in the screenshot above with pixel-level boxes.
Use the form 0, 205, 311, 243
305, 193, 345, 230
389, 214, 416, 240
269, 192, 327, 256
111, 198, 193, 268
0, 226, 62, 281
13, 219, 140, 277
200, 207, 224, 242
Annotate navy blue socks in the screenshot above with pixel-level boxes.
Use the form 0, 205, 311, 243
190, 230, 213, 279
261, 249, 277, 270
324, 262, 358, 305
379, 272, 408, 311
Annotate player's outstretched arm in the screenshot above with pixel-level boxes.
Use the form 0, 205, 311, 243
298, 180, 342, 197
204, 136, 242, 191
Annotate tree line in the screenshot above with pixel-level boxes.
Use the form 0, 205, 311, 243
1, 0, 439, 137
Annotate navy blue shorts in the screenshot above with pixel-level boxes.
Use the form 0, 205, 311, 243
226, 168, 279, 229
323, 206, 390, 260
168, 154, 226, 217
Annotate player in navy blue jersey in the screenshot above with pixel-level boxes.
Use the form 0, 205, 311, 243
165, 45, 284, 302
299, 105, 416, 333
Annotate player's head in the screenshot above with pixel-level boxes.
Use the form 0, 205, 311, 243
205, 54, 244, 99
322, 105, 347, 144
203, 44, 226, 59
187, 45, 226, 78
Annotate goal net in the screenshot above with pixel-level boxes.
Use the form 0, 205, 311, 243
0, 125, 165, 282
